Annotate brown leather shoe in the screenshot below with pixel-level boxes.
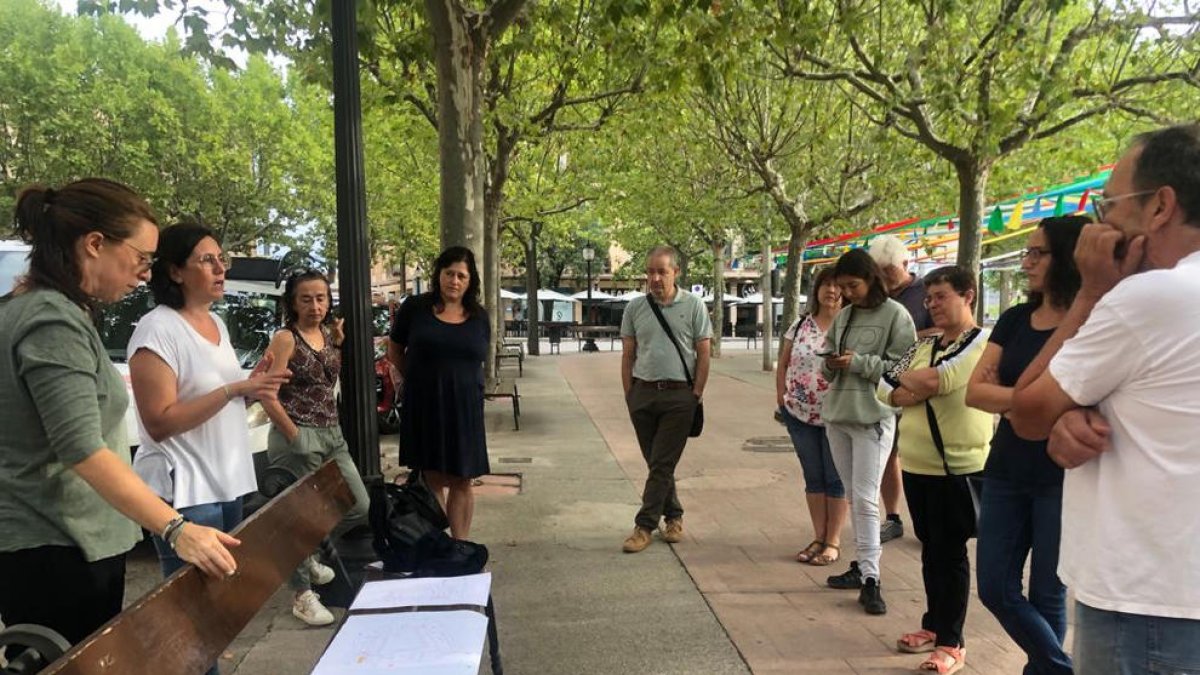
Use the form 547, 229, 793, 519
622, 527, 653, 553
661, 518, 684, 544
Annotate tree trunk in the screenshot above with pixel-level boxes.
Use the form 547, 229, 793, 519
954, 158, 991, 323
711, 239, 725, 358
677, 249, 689, 287
525, 233, 541, 356
781, 224, 807, 331
483, 140, 514, 385
398, 249, 408, 297
998, 269, 1013, 315
483, 203, 499, 383
426, 0, 486, 270
762, 233, 774, 372
953, 158, 991, 278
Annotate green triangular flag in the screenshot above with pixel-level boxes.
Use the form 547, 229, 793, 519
987, 207, 1005, 235
1053, 194, 1066, 216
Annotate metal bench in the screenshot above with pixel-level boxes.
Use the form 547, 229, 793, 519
484, 379, 521, 431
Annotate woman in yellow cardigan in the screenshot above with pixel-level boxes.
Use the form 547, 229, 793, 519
876, 266, 992, 674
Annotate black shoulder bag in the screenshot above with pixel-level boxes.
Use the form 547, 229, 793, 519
921, 329, 984, 532
646, 296, 704, 437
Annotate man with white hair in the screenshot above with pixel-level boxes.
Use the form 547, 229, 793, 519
868, 235, 936, 544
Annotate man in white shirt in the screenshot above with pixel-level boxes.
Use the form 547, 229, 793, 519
1011, 124, 1200, 674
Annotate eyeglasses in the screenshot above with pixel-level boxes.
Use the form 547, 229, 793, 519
922, 291, 966, 308
1019, 246, 1051, 264
193, 251, 233, 271
106, 236, 156, 271
1091, 190, 1155, 222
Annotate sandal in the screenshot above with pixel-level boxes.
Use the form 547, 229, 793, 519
896, 629, 937, 653
795, 540, 824, 563
918, 646, 965, 674
809, 543, 840, 566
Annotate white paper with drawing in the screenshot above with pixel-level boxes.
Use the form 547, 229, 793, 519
310, 611, 488, 675
350, 573, 492, 610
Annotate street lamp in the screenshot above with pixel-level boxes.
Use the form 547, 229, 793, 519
582, 244, 599, 352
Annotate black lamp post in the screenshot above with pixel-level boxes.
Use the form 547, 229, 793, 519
582, 244, 599, 352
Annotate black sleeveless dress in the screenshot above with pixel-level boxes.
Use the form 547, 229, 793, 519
389, 295, 490, 478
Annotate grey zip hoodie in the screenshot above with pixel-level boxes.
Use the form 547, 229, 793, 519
820, 299, 916, 425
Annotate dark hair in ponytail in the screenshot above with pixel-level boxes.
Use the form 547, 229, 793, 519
11, 178, 157, 310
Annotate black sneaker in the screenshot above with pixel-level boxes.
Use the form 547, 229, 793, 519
858, 578, 887, 615
826, 561, 863, 589
880, 518, 904, 543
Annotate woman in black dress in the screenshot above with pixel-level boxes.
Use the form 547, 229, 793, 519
388, 246, 490, 539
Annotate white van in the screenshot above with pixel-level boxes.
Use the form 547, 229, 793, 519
0, 240, 279, 454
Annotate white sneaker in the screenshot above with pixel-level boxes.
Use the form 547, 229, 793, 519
292, 590, 335, 627
304, 556, 336, 586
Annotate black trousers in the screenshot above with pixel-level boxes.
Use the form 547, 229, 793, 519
0, 545, 126, 659
627, 381, 697, 531
903, 471, 979, 649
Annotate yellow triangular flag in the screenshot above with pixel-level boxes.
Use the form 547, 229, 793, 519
1007, 200, 1025, 231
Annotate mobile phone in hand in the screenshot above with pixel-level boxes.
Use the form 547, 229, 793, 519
815, 349, 838, 358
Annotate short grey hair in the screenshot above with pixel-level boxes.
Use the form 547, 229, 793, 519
645, 245, 680, 269
868, 234, 910, 269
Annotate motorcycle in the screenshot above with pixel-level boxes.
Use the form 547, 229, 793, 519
374, 337, 402, 434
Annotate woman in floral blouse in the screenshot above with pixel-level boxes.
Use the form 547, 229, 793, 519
776, 267, 847, 566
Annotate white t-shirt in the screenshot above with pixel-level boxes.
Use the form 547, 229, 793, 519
129, 305, 257, 509
1049, 249, 1200, 619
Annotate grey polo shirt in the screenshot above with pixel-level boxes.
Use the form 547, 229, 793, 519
621, 288, 713, 382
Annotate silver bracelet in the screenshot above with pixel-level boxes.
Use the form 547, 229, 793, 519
161, 515, 185, 542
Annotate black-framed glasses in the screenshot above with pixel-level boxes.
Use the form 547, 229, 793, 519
1019, 246, 1051, 264
922, 290, 967, 308
106, 236, 156, 271
1090, 190, 1155, 222
193, 251, 233, 271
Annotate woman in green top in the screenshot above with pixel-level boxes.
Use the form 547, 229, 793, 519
0, 179, 240, 654
820, 249, 916, 616
876, 266, 991, 674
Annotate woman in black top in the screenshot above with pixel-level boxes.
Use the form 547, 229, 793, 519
388, 246, 490, 539
966, 215, 1087, 675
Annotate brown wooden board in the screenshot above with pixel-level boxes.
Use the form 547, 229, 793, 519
42, 460, 353, 675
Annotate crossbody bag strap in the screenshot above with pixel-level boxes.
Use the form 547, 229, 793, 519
921, 327, 983, 476
646, 295, 694, 388
922, 339, 952, 475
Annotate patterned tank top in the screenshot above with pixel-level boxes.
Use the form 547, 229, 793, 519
277, 325, 341, 428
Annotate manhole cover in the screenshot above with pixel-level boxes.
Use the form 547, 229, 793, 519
498, 457, 532, 464
742, 436, 795, 453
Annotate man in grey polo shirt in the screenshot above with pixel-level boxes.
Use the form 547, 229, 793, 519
620, 245, 712, 553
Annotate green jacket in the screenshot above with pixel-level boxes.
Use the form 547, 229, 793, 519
820, 299, 916, 425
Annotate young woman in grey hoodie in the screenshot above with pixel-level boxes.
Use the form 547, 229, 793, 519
819, 249, 916, 615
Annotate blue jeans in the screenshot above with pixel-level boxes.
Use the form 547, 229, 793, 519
1074, 602, 1200, 674
151, 498, 243, 675
780, 408, 844, 498
976, 478, 1071, 675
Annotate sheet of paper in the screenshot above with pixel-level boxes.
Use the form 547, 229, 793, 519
351, 573, 492, 611
311, 611, 488, 675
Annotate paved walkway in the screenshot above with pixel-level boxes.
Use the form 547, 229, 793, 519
558, 350, 1034, 674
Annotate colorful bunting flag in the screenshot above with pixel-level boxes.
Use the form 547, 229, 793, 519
1054, 194, 1066, 216
1007, 200, 1025, 231
987, 207, 1004, 235
1077, 189, 1090, 213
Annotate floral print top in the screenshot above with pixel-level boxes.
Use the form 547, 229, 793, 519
783, 314, 832, 425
